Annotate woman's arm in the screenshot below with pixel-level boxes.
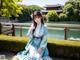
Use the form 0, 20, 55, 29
27, 23, 34, 37
38, 25, 48, 54
25, 23, 34, 50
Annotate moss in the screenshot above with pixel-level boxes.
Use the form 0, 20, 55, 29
0, 34, 28, 52
48, 38, 80, 47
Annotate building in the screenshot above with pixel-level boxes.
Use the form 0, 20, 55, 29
41, 5, 63, 15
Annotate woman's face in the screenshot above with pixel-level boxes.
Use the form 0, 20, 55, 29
34, 16, 42, 24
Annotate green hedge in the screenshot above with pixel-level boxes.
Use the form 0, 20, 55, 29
0, 34, 28, 52
0, 34, 80, 59
47, 38, 80, 59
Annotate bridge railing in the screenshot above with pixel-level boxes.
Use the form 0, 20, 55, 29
0, 22, 80, 40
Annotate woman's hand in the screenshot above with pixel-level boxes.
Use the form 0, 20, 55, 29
37, 48, 42, 55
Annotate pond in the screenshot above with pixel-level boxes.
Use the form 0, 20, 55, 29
15, 28, 80, 40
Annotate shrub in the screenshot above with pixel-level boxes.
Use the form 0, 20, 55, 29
46, 10, 58, 22
59, 13, 67, 21
0, 34, 28, 52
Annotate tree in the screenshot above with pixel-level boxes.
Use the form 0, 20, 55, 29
17, 5, 43, 22
46, 10, 58, 22
0, 0, 23, 17
27, 5, 43, 14
63, 3, 74, 16
63, 0, 80, 21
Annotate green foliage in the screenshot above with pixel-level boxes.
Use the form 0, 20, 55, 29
17, 5, 32, 22
63, 0, 80, 21
0, 34, 28, 52
17, 5, 43, 22
59, 13, 67, 21
20, 5, 43, 14
46, 10, 58, 22
27, 5, 43, 13
63, 3, 74, 16
0, 0, 23, 17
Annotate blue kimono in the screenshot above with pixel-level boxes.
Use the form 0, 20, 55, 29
16, 24, 52, 60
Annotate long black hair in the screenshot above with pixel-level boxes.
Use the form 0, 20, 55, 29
32, 11, 44, 34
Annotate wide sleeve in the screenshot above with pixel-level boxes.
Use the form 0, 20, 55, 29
26, 28, 33, 38
25, 28, 33, 50
40, 25, 48, 50
26, 23, 34, 38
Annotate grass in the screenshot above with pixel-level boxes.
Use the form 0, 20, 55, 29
1, 34, 80, 47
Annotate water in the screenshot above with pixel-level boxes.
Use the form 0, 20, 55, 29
15, 28, 80, 40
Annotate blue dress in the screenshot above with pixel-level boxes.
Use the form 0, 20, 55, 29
16, 24, 52, 60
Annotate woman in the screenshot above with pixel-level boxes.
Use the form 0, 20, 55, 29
12, 11, 52, 60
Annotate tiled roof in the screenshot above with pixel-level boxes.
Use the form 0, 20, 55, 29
41, 10, 62, 13
44, 5, 63, 8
